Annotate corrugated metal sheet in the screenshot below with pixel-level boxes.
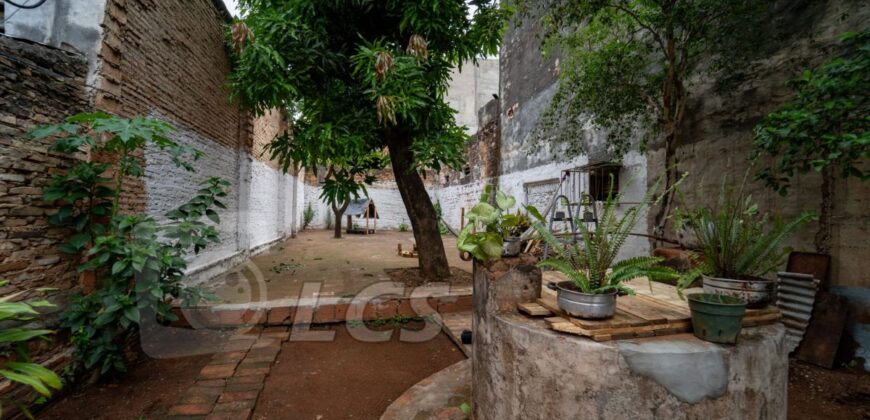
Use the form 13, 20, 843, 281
776, 272, 820, 353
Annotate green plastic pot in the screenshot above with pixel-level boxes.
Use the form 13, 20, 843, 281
687, 293, 747, 344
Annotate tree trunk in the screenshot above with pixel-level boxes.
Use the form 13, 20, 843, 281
385, 133, 451, 280
814, 166, 834, 254
332, 199, 349, 239
653, 131, 679, 237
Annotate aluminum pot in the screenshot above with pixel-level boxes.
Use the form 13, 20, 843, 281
547, 281, 616, 319
502, 237, 523, 257
702, 275, 774, 309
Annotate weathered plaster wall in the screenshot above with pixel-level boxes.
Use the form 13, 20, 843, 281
446, 58, 499, 135
4, 0, 108, 92
656, 0, 870, 290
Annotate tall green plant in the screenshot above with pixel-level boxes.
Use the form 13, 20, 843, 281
0, 283, 62, 419
532, 176, 683, 294
752, 31, 869, 254
28, 113, 224, 377
526, 0, 771, 234
674, 173, 816, 291
302, 202, 315, 229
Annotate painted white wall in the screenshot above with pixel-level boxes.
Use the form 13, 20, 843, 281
145, 114, 299, 282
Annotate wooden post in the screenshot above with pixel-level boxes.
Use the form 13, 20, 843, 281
365, 205, 370, 235
460, 207, 465, 228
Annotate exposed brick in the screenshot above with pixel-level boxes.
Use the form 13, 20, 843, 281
168, 404, 213, 416
218, 389, 259, 403
213, 400, 255, 413
266, 306, 294, 325
205, 408, 252, 420
199, 364, 237, 379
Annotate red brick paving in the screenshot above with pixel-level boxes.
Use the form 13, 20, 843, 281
167, 325, 289, 420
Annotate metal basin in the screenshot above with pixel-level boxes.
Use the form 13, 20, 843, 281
502, 237, 523, 257
702, 275, 774, 309
547, 281, 616, 319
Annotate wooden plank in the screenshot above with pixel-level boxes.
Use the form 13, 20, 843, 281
518, 302, 553, 317
634, 294, 691, 316
537, 295, 650, 329
796, 292, 847, 369
621, 295, 690, 322
615, 296, 669, 324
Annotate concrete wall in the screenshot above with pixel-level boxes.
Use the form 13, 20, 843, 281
446, 59, 499, 135
4, 0, 107, 92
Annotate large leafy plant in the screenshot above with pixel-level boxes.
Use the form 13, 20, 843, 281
0, 283, 62, 419
456, 186, 522, 262
532, 176, 682, 295
674, 174, 816, 289
752, 31, 869, 254
28, 113, 224, 377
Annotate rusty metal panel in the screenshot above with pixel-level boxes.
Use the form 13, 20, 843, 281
776, 272, 819, 353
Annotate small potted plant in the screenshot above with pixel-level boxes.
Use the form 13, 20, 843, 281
674, 173, 816, 308
674, 174, 815, 343
532, 177, 682, 319
457, 186, 526, 261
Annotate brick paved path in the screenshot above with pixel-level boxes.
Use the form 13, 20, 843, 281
166, 326, 289, 420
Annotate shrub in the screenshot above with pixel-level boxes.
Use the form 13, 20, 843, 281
28, 113, 223, 378
303, 202, 315, 229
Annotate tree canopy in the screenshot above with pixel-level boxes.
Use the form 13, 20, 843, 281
229, 0, 510, 277
527, 0, 770, 233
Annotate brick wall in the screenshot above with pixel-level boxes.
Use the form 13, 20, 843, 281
0, 34, 91, 416
0, 35, 89, 300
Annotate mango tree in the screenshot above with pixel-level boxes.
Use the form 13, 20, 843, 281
229, 0, 509, 279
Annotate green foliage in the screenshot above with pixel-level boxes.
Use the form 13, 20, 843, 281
674, 173, 816, 292
752, 31, 870, 195
456, 186, 524, 262
28, 114, 224, 378
531, 176, 683, 294
0, 282, 62, 417
531, 0, 770, 157
433, 201, 449, 235
303, 202, 315, 229
398, 221, 409, 232
324, 211, 333, 230
229, 0, 510, 186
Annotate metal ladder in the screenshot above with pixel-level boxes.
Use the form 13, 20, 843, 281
541, 169, 599, 259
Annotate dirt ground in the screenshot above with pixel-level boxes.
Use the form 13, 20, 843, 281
207, 230, 472, 304
788, 359, 870, 420
253, 325, 466, 420
384, 266, 472, 288
37, 353, 212, 419
34, 341, 868, 419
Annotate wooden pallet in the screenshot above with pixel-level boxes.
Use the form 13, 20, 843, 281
518, 294, 781, 342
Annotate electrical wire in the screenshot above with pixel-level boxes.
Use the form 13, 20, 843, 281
4, 0, 48, 9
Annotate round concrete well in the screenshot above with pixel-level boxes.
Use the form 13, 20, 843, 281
471, 260, 788, 419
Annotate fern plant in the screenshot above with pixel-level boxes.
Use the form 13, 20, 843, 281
0, 282, 62, 418
674, 172, 816, 289
531, 176, 683, 294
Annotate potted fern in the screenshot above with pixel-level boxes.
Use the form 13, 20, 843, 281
532, 177, 682, 319
674, 174, 816, 309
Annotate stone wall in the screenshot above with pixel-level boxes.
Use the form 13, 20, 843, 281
0, 34, 90, 416
0, 35, 89, 300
